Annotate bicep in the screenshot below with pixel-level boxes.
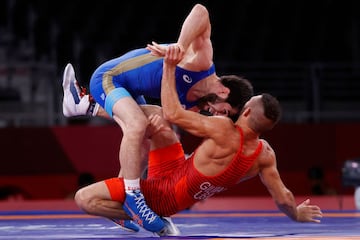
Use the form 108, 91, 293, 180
191, 38, 213, 69
189, 22, 213, 69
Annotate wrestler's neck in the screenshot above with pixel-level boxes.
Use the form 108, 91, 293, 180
186, 74, 220, 102
236, 119, 259, 141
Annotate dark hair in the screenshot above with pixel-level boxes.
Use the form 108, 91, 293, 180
261, 93, 282, 124
220, 75, 254, 121
220, 75, 253, 108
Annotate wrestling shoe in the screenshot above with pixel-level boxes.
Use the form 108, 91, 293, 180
62, 63, 97, 117
156, 217, 181, 236
123, 190, 165, 233
111, 219, 140, 232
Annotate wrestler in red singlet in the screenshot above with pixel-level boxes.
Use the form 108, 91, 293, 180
105, 126, 263, 216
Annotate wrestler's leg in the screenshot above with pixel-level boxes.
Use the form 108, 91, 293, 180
108, 90, 165, 232
75, 178, 140, 232
140, 105, 182, 236
119, 137, 150, 179
74, 178, 129, 219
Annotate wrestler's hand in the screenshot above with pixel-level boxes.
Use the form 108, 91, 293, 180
146, 113, 172, 137
296, 199, 322, 223
164, 44, 184, 66
146, 41, 167, 56
147, 41, 185, 59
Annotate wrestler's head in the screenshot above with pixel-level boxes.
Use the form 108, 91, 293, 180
241, 93, 282, 132
197, 75, 254, 122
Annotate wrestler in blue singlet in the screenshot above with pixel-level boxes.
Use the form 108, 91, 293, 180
89, 46, 215, 116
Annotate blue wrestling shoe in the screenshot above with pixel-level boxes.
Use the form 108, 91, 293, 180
123, 190, 165, 233
111, 219, 140, 232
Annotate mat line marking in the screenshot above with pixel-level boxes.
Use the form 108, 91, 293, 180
0, 212, 359, 220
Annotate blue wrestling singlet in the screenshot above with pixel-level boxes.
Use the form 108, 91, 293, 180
89, 46, 215, 116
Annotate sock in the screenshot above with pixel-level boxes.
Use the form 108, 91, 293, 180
86, 95, 99, 116
124, 178, 140, 192
86, 101, 97, 116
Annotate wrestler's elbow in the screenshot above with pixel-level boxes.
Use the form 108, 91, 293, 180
193, 4, 208, 16
193, 4, 209, 22
162, 109, 177, 122
162, 106, 182, 123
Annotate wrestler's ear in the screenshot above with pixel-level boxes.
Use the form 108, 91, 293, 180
220, 85, 230, 95
217, 86, 230, 99
242, 107, 251, 117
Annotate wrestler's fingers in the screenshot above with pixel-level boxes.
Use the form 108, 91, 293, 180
146, 45, 162, 56
152, 41, 166, 52
148, 114, 164, 132
152, 41, 161, 47
146, 41, 166, 56
311, 218, 321, 223
175, 43, 184, 53
305, 204, 322, 213
146, 45, 158, 55
302, 199, 310, 205
165, 46, 183, 64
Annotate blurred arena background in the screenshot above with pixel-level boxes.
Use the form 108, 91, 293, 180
0, 0, 359, 207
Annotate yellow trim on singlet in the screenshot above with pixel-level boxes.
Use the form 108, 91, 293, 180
102, 53, 161, 94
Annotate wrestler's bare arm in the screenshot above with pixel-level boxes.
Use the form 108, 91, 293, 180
259, 158, 298, 221
258, 144, 322, 223
176, 3, 213, 69
161, 45, 233, 142
177, 4, 210, 50
146, 4, 213, 70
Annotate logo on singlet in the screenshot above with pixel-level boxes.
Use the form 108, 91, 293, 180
100, 93, 106, 101
183, 74, 192, 83
193, 182, 226, 200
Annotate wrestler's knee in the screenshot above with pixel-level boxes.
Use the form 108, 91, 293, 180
121, 115, 150, 137
74, 187, 93, 213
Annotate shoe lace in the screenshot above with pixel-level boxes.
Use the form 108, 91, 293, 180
79, 86, 87, 98
133, 192, 158, 224
75, 82, 96, 104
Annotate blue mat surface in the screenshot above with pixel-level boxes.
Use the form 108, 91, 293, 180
0, 210, 359, 239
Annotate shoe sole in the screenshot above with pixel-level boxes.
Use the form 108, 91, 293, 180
63, 63, 80, 103
62, 63, 81, 117
109, 219, 140, 233
157, 217, 181, 236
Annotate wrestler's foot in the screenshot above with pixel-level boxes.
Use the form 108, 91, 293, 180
62, 63, 97, 117
156, 217, 181, 236
123, 190, 165, 233
111, 219, 140, 232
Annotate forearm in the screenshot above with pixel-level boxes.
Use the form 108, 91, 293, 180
275, 191, 298, 221
161, 62, 182, 121
177, 4, 210, 50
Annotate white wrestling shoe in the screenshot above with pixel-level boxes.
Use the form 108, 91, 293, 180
156, 217, 181, 236
62, 63, 95, 117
